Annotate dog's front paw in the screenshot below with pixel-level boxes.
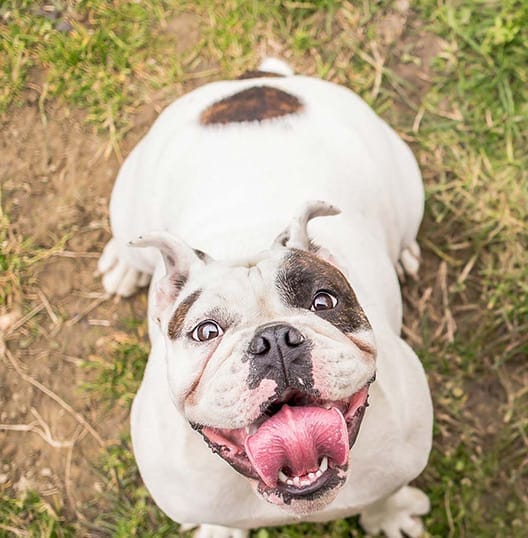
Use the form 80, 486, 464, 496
192, 524, 248, 538
396, 241, 421, 281
97, 238, 150, 297
359, 486, 430, 538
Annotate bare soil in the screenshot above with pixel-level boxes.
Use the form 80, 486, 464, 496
0, 12, 207, 522
1, 99, 141, 515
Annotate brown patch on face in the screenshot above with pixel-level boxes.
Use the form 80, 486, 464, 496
200, 86, 303, 125
168, 290, 202, 340
170, 274, 187, 292
275, 250, 371, 334
237, 70, 284, 80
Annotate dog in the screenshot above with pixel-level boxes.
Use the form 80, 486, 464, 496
98, 58, 433, 538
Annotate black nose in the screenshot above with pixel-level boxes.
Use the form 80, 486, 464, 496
247, 323, 311, 389
248, 324, 305, 355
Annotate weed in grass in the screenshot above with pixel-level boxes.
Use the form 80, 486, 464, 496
83, 330, 149, 409
0, 490, 74, 538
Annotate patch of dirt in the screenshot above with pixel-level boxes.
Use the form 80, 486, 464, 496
392, 22, 445, 101
0, 100, 140, 516
374, 2, 446, 122
162, 12, 202, 55
0, 11, 206, 524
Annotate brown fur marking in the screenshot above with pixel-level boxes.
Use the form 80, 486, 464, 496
168, 290, 202, 340
200, 86, 303, 125
275, 250, 371, 334
237, 70, 284, 80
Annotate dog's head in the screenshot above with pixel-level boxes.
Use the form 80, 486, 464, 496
132, 201, 376, 514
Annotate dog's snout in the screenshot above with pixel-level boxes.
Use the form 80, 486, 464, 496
284, 326, 305, 346
247, 324, 312, 391
248, 334, 271, 355
249, 324, 305, 356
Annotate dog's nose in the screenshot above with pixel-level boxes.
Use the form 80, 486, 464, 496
248, 324, 305, 355
247, 324, 310, 389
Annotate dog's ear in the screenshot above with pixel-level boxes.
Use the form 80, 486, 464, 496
272, 200, 341, 251
129, 232, 212, 320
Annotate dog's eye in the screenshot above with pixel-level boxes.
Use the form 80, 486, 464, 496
310, 291, 338, 311
191, 320, 224, 342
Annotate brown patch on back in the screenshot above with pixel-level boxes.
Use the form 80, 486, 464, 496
237, 70, 284, 80
200, 86, 303, 125
168, 290, 202, 339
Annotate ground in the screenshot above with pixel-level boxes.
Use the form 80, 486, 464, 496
0, 1, 527, 537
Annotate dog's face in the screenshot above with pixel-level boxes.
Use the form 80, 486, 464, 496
134, 203, 376, 514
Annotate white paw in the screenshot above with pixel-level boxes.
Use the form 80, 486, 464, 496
360, 486, 430, 538
97, 238, 151, 297
396, 241, 421, 281
193, 524, 248, 538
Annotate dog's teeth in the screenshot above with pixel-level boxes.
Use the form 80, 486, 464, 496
323, 403, 333, 409
308, 472, 316, 480
293, 476, 301, 487
278, 470, 288, 483
319, 456, 328, 473
315, 469, 322, 478
301, 478, 311, 487
245, 424, 257, 435
287, 479, 294, 485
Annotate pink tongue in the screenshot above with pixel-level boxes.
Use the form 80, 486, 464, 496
244, 405, 349, 488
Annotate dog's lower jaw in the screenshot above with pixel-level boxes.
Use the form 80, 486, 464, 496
251, 464, 349, 515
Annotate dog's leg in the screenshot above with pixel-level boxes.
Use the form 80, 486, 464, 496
359, 485, 430, 538
188, 524, 248, 538
97, 238, 151, 297
396, 241, 421, 282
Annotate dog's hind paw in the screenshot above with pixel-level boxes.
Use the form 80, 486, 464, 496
192, 524, 248, 538
359, 486, 430, 538
97, 238, 150, 297
396, 241, 421, 282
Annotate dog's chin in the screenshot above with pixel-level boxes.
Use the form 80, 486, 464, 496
249, 462, 348, 515
191, 382, 371, 513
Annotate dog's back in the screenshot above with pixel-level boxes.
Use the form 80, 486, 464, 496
108, 61, 423, 273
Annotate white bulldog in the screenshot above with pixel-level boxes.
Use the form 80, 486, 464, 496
98, 59, 433, 538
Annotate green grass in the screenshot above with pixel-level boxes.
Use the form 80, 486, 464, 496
90, 437, 182, 537
408, 5, 528, 530
1, 0, 527, 536
0, 0, 182, 148
0, 490, 74, 537
83, 331, 149, 408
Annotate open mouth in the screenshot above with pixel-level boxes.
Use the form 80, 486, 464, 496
193, 382, 371, 503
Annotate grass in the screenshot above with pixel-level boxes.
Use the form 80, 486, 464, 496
83, 330, 149, 408
0, 191, 71, 308
90, 436, 181, 537
0, 490, 74, 537
1, 0, 527, 536
407, 5, 528, 530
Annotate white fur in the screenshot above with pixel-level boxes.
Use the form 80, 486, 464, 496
258, 57, 294, 76
99, 62, 433, 536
